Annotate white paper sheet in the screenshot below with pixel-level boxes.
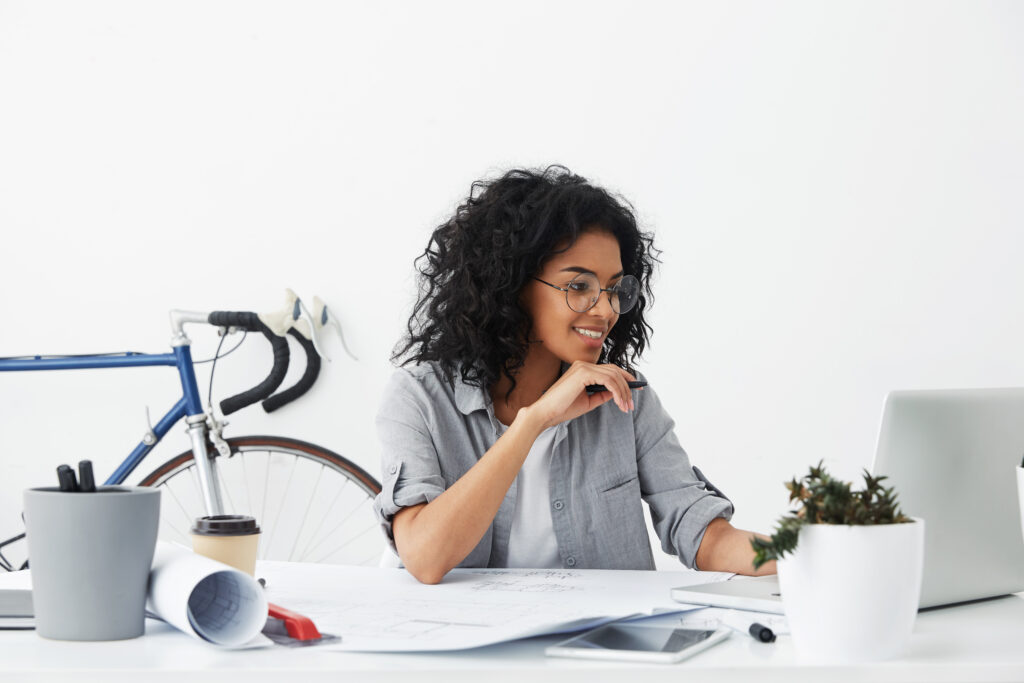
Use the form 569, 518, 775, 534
147, 542, 269, 648
0, 571, 32, 591
257, 562, 734, 652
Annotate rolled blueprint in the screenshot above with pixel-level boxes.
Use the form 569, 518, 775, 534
146, 541, 268, 647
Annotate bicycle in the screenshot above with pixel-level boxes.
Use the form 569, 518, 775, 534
0, 291, 383, 571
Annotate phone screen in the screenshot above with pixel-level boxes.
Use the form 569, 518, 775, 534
563, 624, 717, 653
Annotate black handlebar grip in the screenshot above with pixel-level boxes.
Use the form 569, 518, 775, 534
261, 328, 322, 413
208, 311, 291, 415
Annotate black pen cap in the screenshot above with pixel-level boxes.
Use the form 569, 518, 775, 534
749, 623, 776, 643
56, 464, 78, 492
78, 460, 96, 492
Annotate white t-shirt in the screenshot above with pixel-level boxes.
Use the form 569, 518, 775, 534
503, 424, 562, 568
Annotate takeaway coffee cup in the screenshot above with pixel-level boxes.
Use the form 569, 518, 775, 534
191, 515, 261, 576
23, 486, 160, 641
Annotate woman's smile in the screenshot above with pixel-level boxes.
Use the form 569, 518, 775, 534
572, 326, 605, 347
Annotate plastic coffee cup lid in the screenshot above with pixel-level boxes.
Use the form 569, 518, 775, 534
191, 514, 261, 536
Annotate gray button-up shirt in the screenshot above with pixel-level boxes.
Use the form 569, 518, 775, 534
372, 361, 733, 570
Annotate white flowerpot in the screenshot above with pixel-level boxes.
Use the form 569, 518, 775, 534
777, 518, 924, 664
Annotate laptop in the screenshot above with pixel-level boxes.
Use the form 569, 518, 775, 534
671, 387, 1024, 614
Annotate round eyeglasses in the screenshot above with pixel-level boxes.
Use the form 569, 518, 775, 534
532, 273, 640, 315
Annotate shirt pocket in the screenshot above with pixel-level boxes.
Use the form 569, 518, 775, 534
589, 474, 651, 568
600, 474, 639, 494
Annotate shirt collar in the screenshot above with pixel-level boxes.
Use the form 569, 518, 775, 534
453, 369, 489, 415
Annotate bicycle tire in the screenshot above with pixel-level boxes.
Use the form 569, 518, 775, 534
139, 435, 384, 566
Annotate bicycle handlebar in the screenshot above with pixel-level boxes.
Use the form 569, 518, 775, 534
207, 311, 290, 415
261, 327, 322, 413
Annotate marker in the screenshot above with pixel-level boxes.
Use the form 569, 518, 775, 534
585, 380, 647, 395
78, 460, 96, 493
56, 465, 78, 492
717, 611, 776, 643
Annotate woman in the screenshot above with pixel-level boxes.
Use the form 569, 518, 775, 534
374, 166, 776, 584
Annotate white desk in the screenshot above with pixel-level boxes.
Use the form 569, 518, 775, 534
3, 583, 1024, 682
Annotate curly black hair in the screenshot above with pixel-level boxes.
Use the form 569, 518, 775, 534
392, 165, 662, 402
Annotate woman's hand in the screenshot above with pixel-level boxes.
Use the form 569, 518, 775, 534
523, 360, 639, 431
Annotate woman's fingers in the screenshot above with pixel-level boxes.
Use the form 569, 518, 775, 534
598, 364, 634, 412
588, 389, 615, 412
531, 362, 639, 429
580, 362, 635, 413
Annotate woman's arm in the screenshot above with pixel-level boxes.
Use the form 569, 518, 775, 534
694, 517, 777, 576
392, 407, 546, 584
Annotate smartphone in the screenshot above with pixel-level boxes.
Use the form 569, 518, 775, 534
545, 622, 731, 663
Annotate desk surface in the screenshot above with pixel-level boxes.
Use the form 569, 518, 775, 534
3, 592, 1024, 683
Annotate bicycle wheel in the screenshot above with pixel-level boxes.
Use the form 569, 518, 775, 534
138, 435, 384, 566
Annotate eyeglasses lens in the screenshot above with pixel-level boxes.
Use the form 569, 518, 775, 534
615, 275, 639, 314
566, 274, 639, 314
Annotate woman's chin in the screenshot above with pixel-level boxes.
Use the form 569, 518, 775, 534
563, 350, 603, 365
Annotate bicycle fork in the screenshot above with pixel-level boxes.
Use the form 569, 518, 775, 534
185, 415, 225, 516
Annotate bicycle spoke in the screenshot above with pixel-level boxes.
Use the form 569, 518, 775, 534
301, 497, 372, 561
153, 470, 202, 547
157, 491, 191, 543
216, 460, 237, 517
239, 451, 254, 515
287, 464, 325, 562
161, 474, 196, 526
309, 521, 378, 564
264, 452, 299, 559
161, 516, 190, 545
356, 550, 382, 566
259, 451, 271, 559
188, 466, 205, 516
296, 478, 348, 562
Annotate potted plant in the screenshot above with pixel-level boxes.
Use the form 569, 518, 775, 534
751, 462, 923, 663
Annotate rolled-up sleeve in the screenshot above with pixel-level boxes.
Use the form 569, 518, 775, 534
632, 372, 734, 569
372, 369, 446, 549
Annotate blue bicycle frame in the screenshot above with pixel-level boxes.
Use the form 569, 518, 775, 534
0, 324, 225, 515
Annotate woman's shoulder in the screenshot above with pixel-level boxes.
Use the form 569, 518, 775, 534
384, 361, 452, 396
380, 360, 490, 427
384, 360, 479, 408
389, 360, 444, 382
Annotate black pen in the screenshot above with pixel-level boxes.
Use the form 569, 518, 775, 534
78, 460, 96, 493
585, 380, 647, 395
718, 611, 776, 643
56, 464, 78, 492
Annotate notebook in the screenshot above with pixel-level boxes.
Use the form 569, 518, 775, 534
0, 589, 34, 629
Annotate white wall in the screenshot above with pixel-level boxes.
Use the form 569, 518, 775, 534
2, 1, 1022, 568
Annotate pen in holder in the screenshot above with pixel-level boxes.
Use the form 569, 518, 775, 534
78, 460, 96, 493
